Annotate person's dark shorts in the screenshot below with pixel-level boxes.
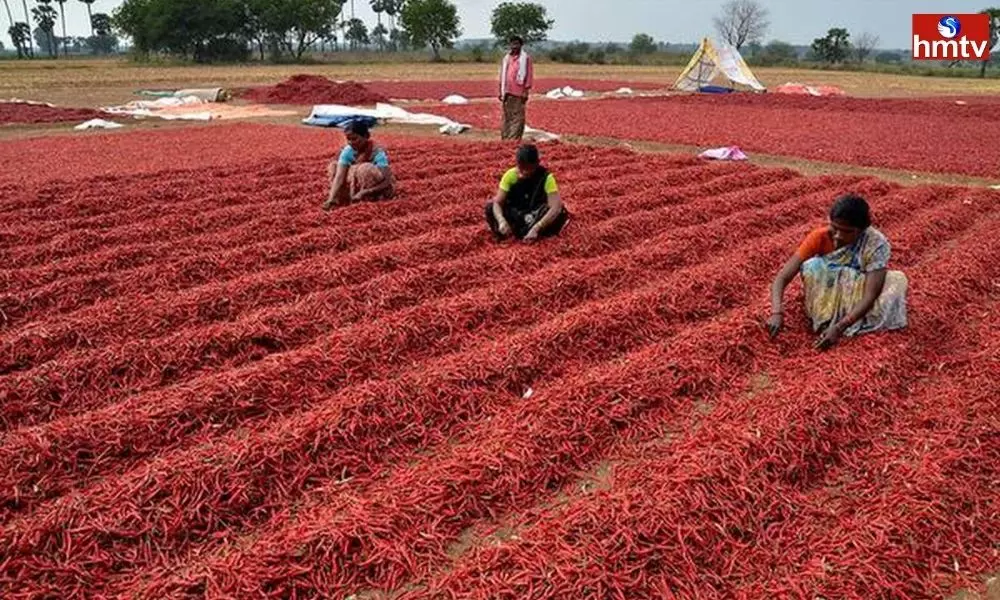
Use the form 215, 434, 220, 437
484, 202, 568, 240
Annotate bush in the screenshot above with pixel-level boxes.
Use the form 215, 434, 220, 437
753, 40, 798, 67
874, 51, 903, 65
548, 41, 590, 64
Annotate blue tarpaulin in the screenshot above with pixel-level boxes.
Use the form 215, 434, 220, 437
302, 115, 379, 129
698, 85, 736, 94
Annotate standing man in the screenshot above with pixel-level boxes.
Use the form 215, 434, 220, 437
499, 35, 533, 140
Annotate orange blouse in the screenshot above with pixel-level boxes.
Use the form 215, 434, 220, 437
796, 227, 836, 261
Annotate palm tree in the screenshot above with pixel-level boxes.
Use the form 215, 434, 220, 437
20, 0, 32, 56
79, 0, 94, 36
339, 19, 349, 50
369, 0, 384, 50
372, 22, 387, 51
32, 1, 58, 58
2, 0, 21, 57
382, 0, 404, 51
54, 0, 67, 55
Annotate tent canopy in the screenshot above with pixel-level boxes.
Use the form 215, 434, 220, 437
673, 38, 766, 92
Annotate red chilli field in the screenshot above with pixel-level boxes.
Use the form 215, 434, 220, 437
0, 123, 998, 599
431, 94, 1000, 178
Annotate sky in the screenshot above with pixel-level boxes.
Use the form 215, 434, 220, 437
3, 0, 994, 49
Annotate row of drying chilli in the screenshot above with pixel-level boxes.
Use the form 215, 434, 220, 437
109, 180, 996, 597
0, 145, 495, 257
0, 162, 804, 503
0, 166, 809, 431
137, 189, 1000, 599
414, 221, 1000, 600
0, 155, 735, 370
3, 177, 996, 597
0, 148, 680, 295
0, 149, 690, 327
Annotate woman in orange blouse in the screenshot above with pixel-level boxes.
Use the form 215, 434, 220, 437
768, 194, 908, 350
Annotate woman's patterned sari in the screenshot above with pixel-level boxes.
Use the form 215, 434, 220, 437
801, 227, 908, 337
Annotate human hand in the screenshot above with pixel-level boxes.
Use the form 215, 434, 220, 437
497, 219, 512, 237
766, 312, 783, 339
815, 323, 843, 351
523, 227, 540, 242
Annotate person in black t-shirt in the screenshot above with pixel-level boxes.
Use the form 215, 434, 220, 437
485, 144, 569, 242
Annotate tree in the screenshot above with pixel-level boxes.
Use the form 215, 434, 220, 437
628, 33, 657, 55
2, 0, 22, 57
88, 12, 116, 54
54, 0, 69, 55
369, 0, 385, 50
33, 24, 57, 56
79, 0, 95, 35
19, 0, 31, 55
370, 0, 385, 29
111, 0, 153, 56
9, 22, 31, 57
811, 27, 850, 64
490, 2, 552, 46
371, 22, 388, 50
382, 0, 404, 49
713, 0, 768, 50
113, 0, 250, 62
32, 1, 58, 58
853, 31, 879, 63
345, 17, 368, 49
234, 0, 343, 60
981, 8, 1000, 77
756, 39, 797, 65
400, 0, 460, 60
390, 25, 406, 51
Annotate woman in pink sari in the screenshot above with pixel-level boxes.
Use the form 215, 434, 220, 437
323, 121, 395, 210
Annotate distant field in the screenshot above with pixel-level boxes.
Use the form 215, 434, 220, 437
4, 58, 1000, 107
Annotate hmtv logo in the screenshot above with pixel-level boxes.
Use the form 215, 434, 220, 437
912, 14, 991, 60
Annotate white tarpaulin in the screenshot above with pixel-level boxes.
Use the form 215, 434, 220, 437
674, 38, 766, 92
1, 98, 56, 107
102, 95, 294, 121
74, 119, 124, 130
699, 146, 748, 161
524, 127, 560, 142
102, 95, 214, 120
307, 102, 472, 133
545, 86, 585, 99
439, 122, 471, 135
308, 102, 465, 126
307, 103, 561, 141
173, 88, 228, 102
